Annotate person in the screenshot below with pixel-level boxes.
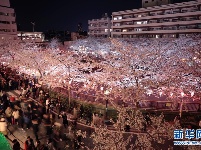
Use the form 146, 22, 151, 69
35, 140, 44, 150
46, 138, 56, 150
2, 91, 9, 111
24, 136, 35, 150
61, 112, 68, 128
32, 118, 39, 140
18, 109, 24, 129
39, 90, 44, 102
52, 130, 61, 149
79, 104, 84, 119
18, 94, 23, 101
27, 103, 32, 119
2, 91, 8, 102
22, 87, 27, 98
43, 114, 52, 135
8, 79, 12, 90
23, 113, 30, 129
32, 85, 37, 99
0, 117, 8, 136
12, 109, 20, 125
5, 106, 13, 124
12, 139, 20, 150
45, 98, 50, 113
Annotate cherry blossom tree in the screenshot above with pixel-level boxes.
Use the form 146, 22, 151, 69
0, 36, 200, 149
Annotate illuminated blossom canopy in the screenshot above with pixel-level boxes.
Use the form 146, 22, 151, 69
0, 36, 200, 106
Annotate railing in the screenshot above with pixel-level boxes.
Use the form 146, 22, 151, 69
51, 87, 201, 112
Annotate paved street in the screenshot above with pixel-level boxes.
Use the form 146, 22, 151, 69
5, 89, 97, 150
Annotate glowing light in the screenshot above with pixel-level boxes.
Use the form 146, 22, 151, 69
181, 92, 185, 97
190, 91, 194, 97
69, 80, 72, 85
146, 89, 153, 96
159, 91, 163, 97
104, 90, 110, 95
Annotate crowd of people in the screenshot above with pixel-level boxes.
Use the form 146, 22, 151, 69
0, 65, 80, 150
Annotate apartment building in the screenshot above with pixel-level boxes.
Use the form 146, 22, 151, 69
0, 0, 17, 40
17, 31, 44, 42
111, 0, 201, 38
88, 13, 111, 37
142, 0, 171, 8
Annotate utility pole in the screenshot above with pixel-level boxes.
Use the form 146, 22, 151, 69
31, 22, 35, 32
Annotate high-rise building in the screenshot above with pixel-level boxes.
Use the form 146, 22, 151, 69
111, 0, 201, 38
88, 13, 112, 38
0, 0, 17, 40
142, 0, 172, 8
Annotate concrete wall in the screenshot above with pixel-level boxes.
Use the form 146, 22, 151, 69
0, 0, 10, 7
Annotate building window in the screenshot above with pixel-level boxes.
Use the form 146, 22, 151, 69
105, 29, 108, 32
145, 1, 148, 3
113, 16, 122, 20
0, 29, 11, 32
0, 21, 10, 24
136, 21, 147, 24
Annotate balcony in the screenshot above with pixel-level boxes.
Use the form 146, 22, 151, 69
111, 20, 201, 30
111, 29, 201, 35
112, 11, 201, 23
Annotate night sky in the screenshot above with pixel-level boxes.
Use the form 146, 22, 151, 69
10, 0, 189, 32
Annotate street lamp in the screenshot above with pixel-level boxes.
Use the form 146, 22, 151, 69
68, 80, 72, 107
179, 92, 185, 118
104, 89, 110, 119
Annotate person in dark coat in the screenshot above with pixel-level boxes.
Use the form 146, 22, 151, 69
61, 112, 68, 128
24, 136, 35, 150
32, 118, 39, 140
12, 139, 20, 150
23, 113, 30, 129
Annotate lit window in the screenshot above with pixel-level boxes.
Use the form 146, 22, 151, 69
143, 21, 147, 24
118, 16, 122, 19
114, 16, 122, 20
110, 29, 112, 32
123, 29, 127, 32
136, 28, 142, 31
105, 29, 108, 32
137, 22, 142, 24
